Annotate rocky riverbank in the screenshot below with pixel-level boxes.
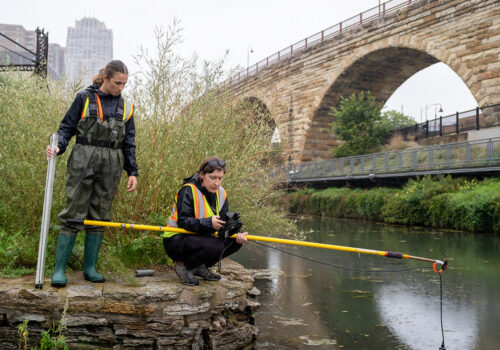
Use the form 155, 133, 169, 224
0, 259, 259, 349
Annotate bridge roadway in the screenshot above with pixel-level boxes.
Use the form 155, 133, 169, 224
282, 137, 500, 185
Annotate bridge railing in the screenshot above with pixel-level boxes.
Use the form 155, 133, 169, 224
391, 104, 500, 140
283, 137, 500, 181
231, 0, 418, 83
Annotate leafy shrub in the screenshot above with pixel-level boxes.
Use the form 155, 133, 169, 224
287, 176, 500, 233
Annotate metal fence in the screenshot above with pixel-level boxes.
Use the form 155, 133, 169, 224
231, 0, 422, 83
392, 104, 500, 140
283, 137, 500, 182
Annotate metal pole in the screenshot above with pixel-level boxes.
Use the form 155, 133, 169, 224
35, 134, 58, 289
476, 107, 480, 130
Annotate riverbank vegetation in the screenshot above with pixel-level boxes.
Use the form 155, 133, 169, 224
0, 25, 293, 278
287, 176, 500, 233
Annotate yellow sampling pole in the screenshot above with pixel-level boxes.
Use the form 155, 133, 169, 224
67, 219, 448, 273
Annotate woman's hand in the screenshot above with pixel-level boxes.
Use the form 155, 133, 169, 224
46, 145, 60, 160
211, 216, 226, 230
235, 232, 248, 244
127, 176, 138, 192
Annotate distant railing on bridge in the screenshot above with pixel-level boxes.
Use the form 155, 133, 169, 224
231, 0, 420, 83
283, 137, 500, 182
390, 104, 500, 140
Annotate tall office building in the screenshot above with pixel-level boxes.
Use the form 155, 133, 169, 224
65, 17, 113, 85
48, 43, 66, 80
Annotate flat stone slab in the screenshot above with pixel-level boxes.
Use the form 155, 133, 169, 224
0, 259, 258, 349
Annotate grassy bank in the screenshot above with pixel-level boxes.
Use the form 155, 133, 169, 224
287, 176, 500, 233
0, 27, 294, 278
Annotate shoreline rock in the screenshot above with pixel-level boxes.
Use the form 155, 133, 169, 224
0, 259, 258, 349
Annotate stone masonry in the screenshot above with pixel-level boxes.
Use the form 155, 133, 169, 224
231, 0, 500, 162
0, 260, 258, 349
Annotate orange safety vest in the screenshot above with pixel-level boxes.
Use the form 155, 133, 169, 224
164, 183, 226, 238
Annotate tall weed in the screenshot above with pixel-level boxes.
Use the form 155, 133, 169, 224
0, 24, 294, 277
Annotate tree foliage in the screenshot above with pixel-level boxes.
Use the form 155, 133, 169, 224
379, 109, 416, 132
329, 91, 415, 157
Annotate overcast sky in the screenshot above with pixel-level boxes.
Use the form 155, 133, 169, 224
1, 0, 478, 121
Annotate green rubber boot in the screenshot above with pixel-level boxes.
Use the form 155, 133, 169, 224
51, 233, 77, 288
83, 233, 106, 283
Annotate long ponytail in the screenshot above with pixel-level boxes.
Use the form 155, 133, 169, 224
92, 60, 128, 86
93, 68, 105, 86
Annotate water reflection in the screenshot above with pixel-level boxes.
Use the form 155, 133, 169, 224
267, 249, 281, 295
377, 282, 478, 349
233, 217, 500, 350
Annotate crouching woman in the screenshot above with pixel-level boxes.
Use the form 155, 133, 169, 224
163, 157, 247, 286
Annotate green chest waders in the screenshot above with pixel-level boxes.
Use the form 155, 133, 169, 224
51, 92, 131, 287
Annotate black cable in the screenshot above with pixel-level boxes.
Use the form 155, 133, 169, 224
0, 44, 36, 63
250, 240, 432, 273
249, 239, 446, 349
217, 239, 235, 272
438, 271, 447, 350
0, 32, 36, 55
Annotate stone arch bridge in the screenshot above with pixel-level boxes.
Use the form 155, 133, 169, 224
231, 0, 500, 163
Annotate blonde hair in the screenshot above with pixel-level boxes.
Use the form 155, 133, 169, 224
92, 60, 128, 86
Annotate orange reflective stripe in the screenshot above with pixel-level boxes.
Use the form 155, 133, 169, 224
191, 185, 200, 218
168, 193, 179, 222
81, 97, 89, 119
182, 184, 200, 218
95, 93, 103, 122
128, 103, 134, 121
169, 206, 178, 222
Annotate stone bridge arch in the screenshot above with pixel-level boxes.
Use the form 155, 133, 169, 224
236, 96, 278, 142
307, 47, 441, 159
231, 0, 500, 163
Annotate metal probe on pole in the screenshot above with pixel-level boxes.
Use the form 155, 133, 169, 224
67, 219, 448, 272
35, 134, 58, 289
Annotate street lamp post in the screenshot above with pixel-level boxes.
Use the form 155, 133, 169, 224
433, 103, 443, 118
420, 103, 444, 122
247, 46, 254, 70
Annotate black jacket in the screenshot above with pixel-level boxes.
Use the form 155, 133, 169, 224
56, 84, 138, 176
176, 173, 229, 235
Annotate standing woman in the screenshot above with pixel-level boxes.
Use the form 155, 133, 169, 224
46, 60, 138, 287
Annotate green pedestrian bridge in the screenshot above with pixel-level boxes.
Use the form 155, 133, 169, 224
282, 137, 500, 185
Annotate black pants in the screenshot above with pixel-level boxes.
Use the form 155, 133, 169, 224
163, 234, 242, 270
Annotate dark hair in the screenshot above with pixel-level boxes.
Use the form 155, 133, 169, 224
199, 156, 226, 175
93, 60, 128, 86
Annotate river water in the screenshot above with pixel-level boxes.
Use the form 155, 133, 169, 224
232, 217, 500, 350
